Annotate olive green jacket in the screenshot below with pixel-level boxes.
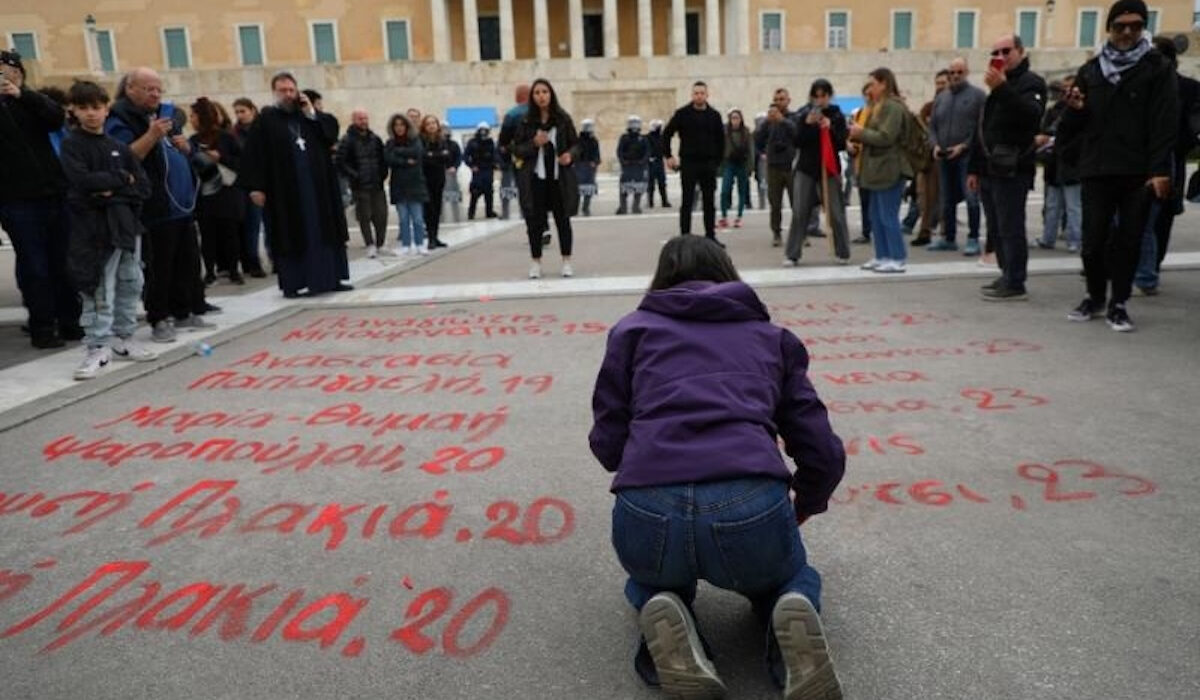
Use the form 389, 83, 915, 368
857, 97, 912, 190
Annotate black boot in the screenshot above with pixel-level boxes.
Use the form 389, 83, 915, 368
616, 193, 628, 215
632, 193, 643, 215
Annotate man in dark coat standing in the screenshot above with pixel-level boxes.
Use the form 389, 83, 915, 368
336, 109, 388, 255
0, 49, 82, 348
241, 73, 351, 298
1057, 0, 1177, 330
464, 123, 499, 219
663, 81, 726, 244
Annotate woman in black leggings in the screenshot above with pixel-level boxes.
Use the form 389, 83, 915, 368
419, 115, 451, 249
512, 78, 580, 279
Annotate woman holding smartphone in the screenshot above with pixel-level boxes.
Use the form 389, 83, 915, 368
512, 78, 581, 279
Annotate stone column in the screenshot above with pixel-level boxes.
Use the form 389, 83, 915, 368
430, 0, 450, 62
499, 0, 515, 60
604, 0, 620, 57
705, 0, 720, 55
738, 0, 751, 55
534, 0, 550, 59
638, 0, 653, 57
670, 0, 686, 56
569, 0, 584, 58
463, 0, 480, 62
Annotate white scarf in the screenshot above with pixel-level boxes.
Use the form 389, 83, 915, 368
1099, 36, 1151, 85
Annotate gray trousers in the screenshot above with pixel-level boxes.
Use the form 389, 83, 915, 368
787, 170, 850, 261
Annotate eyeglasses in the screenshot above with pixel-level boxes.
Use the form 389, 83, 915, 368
989, 47, 1014, 57
948, 70, 965, 75
1112, 20, 1144, 34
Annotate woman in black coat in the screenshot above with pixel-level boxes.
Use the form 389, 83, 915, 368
419, 115, 452, 249
189, 97, 246, 284
512, 78, 580, 279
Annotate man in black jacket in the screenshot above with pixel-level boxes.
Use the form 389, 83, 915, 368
464, 123, 499, 220
0, 50, 82, 348
967, 34, 1046, 301
663, 82, 726, 244
1058, 0, 1177, 331
755, 104, 796, 247
646, 119, 671, 208
336, 110, 388, 255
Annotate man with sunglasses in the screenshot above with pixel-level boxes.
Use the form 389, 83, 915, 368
967, 35, 1046, 302
1057, 0, 1177, 331
928, 58, 985, 254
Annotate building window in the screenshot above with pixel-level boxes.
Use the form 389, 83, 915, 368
583, 14, 603, 57
477, 17, 500, 60
1017, 9, 1039, 48
9, 32, 37, 60
310, 21, 338, 64
237, 24, 264, 66
1078, 9, 1100, 48
955, 10, 977, 49
95, 29, 116, 73
827, 11, 849, 50
162, 27, 190, 69
384, 19, 411, 61
761, 12, 784, 52
1147, 9, 1160, 35
892, 11, 913, 50
685, 12, 701, 55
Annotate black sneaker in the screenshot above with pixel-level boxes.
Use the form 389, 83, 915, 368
982, 286, 1028, 301
980, 277, 1004, 291
1106, 303, 1135, 332
1067, 298, 1102, 322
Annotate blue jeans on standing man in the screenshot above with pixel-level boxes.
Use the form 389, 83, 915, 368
939, 156, 981, 243
612, 478, 822, 616
867, 182, 906, 263
395, 201, 426, 248
1041, 183, 1082, 249
1134, 198, 1162, 292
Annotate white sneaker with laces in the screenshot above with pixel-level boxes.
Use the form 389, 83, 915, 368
365, 244, 378, 259
561, 262, 574, 278
380, 245, 399, 257
529, 262, 542, 279
418, 243, 430, 256
111, 337, 157, 363
861, 258, 883, 270
74, 346, 111, 381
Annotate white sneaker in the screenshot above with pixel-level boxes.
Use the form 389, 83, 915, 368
365, 244, 377, 259
561, 262, 573, 278
782, 258, 798, 267
379, 245, 400, 257
74, 346, 111, 381
529, 262, 541, 279
875, 260, 906, 274
418, 243, 430, 256
860, 258, 882, 270
111, 337, 157, 363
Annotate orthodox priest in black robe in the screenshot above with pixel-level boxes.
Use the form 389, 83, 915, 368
240, 72, 350, 297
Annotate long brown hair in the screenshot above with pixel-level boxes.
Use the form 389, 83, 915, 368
869, 68, 900, 100
190, 97, 224, 146
419, 114, 442, 144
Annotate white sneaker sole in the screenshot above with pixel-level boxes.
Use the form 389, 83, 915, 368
1107, 321, 1135, 332
772, 593, 843, 700
73, 361, 109, 381
112, 351, 157, 363
638, 593, 726, 699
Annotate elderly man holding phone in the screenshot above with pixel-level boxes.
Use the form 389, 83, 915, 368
967, 35, 1046, 302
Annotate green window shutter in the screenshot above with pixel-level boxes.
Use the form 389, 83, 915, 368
956, 12, 975, 49
1018, 11, 1038, 48
164, 28, 189, 69
239, 26, 263, 66
893, 12, 912, 50
96, 30, 115, 72
386, 20, 409, 61
1147, 10, 1159, 35
762, 13, 782, 51
313, 23, 337, 64
1078, 11, 1098, 48
11, 32, 37, 60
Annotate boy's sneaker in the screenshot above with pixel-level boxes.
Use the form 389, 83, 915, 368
151, 321, 177, 343
860, 258, 881, 270
379, 245, 399, 257
1106, 303, 1135, 332
174, 314, 216, 331
111, 337, 157, 362
418, 243, 431, 256
783, 258, 798, 267
74, 346, 111, 381
365, 244, 377, 259
771, 593, 843, 700
963, 239, 981, 256
1067, 298, 1103, 322
561, 262, 574, 278
638, 592, 726, 699
875, 260, 906, 273
528, 262, 541, 279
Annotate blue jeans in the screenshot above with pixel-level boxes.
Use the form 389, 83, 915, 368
81, 240, 144, 349
720, 163, 751, 218
939, 156, 981, 243
612, 478, 822, 616
396, 201, 426, 247
1135, 198, 1162, 291
867, 182, 906, 263
1042, 183, 1082, 247
0, 197, 81, 335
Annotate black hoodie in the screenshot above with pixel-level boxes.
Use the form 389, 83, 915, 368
0, 87, 66, 202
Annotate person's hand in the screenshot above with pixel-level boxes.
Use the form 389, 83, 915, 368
250, 191, 266, 207
171, 135, 190, 154
149, 118, 173, 140
1065, 87, 1086, 111
126, 172, 135, 184
1034, 134, 1051, 148
0, 79, 19, 98
819, 116, 831, 130
984, 67, 1006, 90
557, 152, 572, 166
205, 148, 220, 162
1148, 176, 1171, 199
806, 110, 821, 125
97, 190, 113, 198
666, 156, 678, 171
950, 144, 967, 159
407, 158, 416, 165
472, 166, 479, 173
533, 130, 550, 147
847, 123, 864, 141
967, 174, 980, 193
298, 92, 315, 117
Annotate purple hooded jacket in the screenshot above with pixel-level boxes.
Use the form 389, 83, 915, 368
589, 281, 845, 516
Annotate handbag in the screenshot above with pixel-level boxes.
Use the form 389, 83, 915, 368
987, 144, 1021, 178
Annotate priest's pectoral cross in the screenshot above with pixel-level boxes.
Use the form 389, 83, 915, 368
295, 135, 307, 152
